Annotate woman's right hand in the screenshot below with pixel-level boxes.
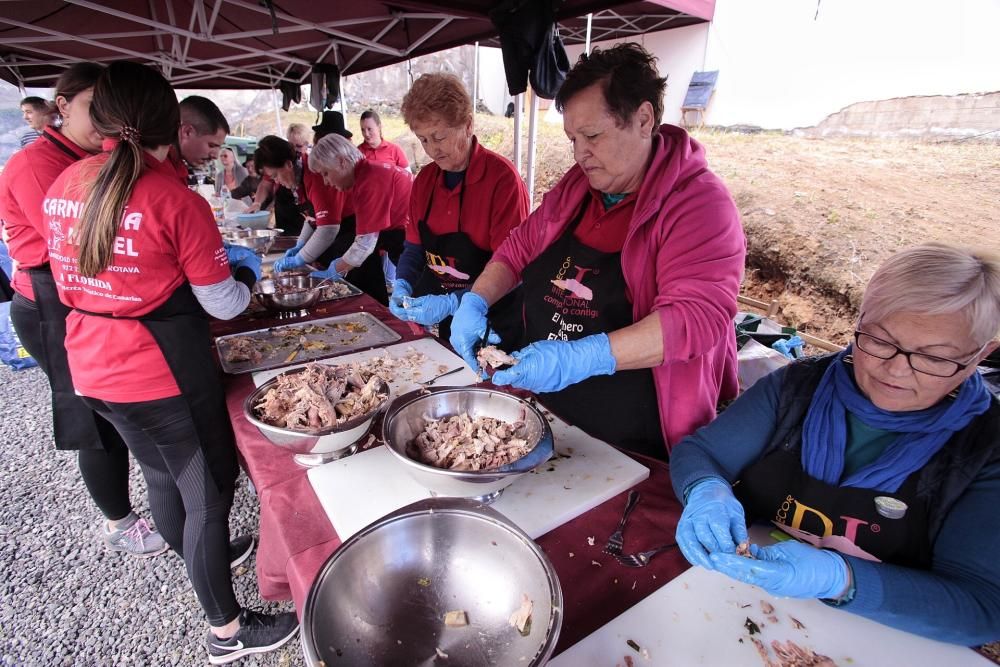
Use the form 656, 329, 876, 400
449, 292, 499, 374
675, 477, 748, 570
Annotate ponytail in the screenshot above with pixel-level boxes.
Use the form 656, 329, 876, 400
77, 139, 143, 277
72, 60, 180, 277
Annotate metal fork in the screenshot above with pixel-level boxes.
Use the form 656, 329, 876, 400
614, 543, 678, 568
603, 489, 641, 555
418, 367, 463, 386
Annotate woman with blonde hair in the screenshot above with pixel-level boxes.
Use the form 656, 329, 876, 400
44, 60, 295, 663
387, 72, 529, 343
672, 242, 1000, 645
214, 146, 248, 197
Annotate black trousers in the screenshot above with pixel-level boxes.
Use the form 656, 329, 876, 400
83, 395, 241, 626
10, 293, 132, 520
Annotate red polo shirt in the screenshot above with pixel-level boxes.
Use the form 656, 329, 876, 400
406, 136, 528, 252
353, 159, 411, 235
573, 189, 638, 253
0, 129, 90, 300
47, 147, 230, 403
358, 140, 409, 168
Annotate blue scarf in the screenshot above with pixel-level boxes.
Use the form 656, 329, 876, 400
801, 348, 992, 492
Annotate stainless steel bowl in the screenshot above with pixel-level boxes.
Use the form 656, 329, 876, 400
382, 387, 554, 503
225, 228, 282, 255
253, 275, 325, 313
301, 497, 563, 666
243, 366, 390, 465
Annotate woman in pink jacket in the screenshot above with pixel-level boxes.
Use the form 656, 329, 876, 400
450, 43, 745, 459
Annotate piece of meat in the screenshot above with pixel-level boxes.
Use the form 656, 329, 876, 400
443, 610, 468, 627
737, 541, 755, 558
476, 345, 518, 371
771, 640, 836, 667
508, 594, 533, 636
223, 336, 265, 363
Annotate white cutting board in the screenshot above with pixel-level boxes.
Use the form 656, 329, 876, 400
250, 337, 480, 390
306, 413, 650, 541
550, 527, 991, 667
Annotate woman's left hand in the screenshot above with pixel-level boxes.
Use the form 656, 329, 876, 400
709, 541, 851, 600
491, 333, 617, 393
309, 263, 343, 281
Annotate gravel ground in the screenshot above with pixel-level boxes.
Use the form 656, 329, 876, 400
0, 365, 305, 666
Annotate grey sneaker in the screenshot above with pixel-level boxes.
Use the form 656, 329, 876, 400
103, 512, 169, 558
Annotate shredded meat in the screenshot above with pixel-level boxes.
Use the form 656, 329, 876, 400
737, 541, 755, 558
354, 348, 428, 383
223, 336, 266, 363
407, 413, 531, 471
253, 363, 387, 431
750, 638, 835, 667
476, 345, 517, 371
508, 594, 533, 636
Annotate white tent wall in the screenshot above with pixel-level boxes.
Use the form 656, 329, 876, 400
562, 0, 1000, 131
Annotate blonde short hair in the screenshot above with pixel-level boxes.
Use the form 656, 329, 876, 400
401, 73, 472, 128
861, 242, 1000, 344
286, 123, 308, 142
309, 134, 362, 171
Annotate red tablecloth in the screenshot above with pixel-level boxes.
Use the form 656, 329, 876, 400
221, 295, 690, 655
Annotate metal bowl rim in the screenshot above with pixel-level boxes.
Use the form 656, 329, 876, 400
243, 366, 390, 437
300, 498, 563, 666
381, 387, 553, 480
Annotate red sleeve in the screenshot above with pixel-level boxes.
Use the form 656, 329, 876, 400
486, 164, 530, 251
353, 165, 392, 235
302, 169, 344, 226
406, 167, 436, 245
169, 192, 231, 286
5, 151, 63, 239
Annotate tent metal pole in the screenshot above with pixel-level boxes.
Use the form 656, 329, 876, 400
585, 13, 593, 54
526, 90, 539, 209
513, 93, 523, 174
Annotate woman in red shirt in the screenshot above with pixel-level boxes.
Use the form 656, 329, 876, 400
45, 61, 295, 664
0, 63, 165, 557
357, 109, 409, 169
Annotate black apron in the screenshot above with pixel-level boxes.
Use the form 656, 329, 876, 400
412, 180, 523, 346
73, 285, 239, 486
735, 448, 933, 568
520, 202, 665, 460
26, 266, 114, 450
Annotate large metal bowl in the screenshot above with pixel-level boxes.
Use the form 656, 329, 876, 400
301, 497, 563, 666
382, 387, 554, 503
243, 366, 390, 465
253, 275, 325, 313
224, 228, 282, 255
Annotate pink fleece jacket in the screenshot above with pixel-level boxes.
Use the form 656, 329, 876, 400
492, 124, 746, 450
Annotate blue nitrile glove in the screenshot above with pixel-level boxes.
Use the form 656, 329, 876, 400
309, 261, 343, 281
223, 242, 254, 266
283, 242, 305, 259
387, 279, 413, 320
709, 541, 851, 600
397, 293, 459, 326
450, 292, 499, 375
273, 253, 306, 273
491, 333, 616, 393
675, 477, 749, 571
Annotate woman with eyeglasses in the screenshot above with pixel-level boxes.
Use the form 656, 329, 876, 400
670, 243, 1000, 645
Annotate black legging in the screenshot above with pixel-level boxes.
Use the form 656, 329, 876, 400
83, 395, 240, 626
10, 292, 133, 521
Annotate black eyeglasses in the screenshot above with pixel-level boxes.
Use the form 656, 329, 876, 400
853, 330, 987, 378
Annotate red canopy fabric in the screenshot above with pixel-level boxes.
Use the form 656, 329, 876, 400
0, 0, 713, 89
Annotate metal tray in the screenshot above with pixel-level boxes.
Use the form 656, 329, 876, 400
215, 311, 401, 374
318, 279, 362, 302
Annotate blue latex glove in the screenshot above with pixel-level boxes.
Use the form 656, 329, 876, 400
491, 333, 616, 393
387, 279, 413, 320
449, 292, 499, 375
309, 259, 343, 281
709, 541, 850, 600
283, 242, 305, 259
273, 253, 306, 273
675, 477, 749, 570
223, 243, 261, 281
396, 293, 459, 326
